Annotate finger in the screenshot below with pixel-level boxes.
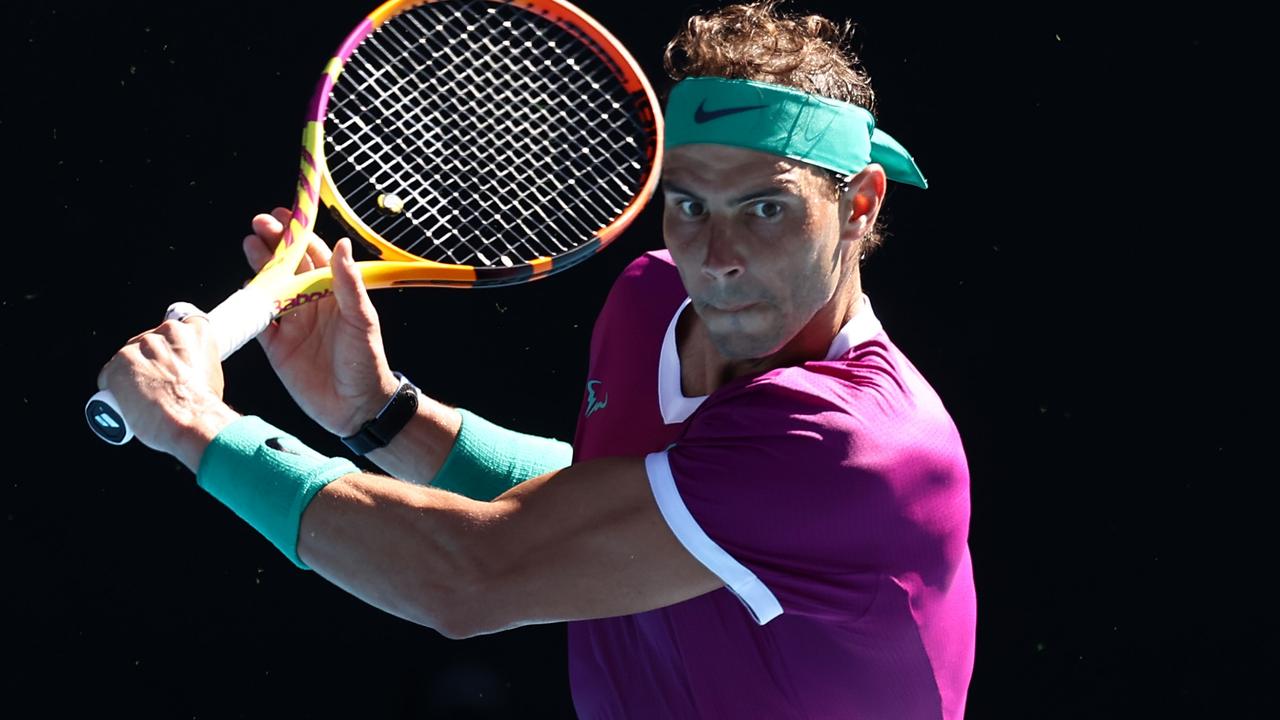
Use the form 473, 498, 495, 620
124, 325, 158, 345
243, 233, 274, 273
247, 232, 316, 274
165, 301, 208, 323
252, 211, 285, 242
151, 318, 191, 343
256, 208, 330, 275
330, 238, 377, 327
166, 306, 213, 352
150, 319, 215, 369
305, 229, 334, 269
297, 248, 316, 274
245, 211, 286, 273
137, 331, 176, 361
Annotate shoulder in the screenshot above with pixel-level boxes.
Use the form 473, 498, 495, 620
671, 367, 869, 490
606, 250, 680, 301
681, 339, 965, 475
593, 250, 684, 331
681, 344, 901, 442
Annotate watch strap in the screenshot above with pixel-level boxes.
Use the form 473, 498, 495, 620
341, 373, 419, 455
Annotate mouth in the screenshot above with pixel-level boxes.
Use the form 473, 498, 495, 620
706, 301, 758, 313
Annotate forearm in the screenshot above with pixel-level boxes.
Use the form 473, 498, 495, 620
196, 415, 718, 639
297, 471, 502, 638
364, 391, 572, 500
298, 458, 714, 640
364, 393, 462, 486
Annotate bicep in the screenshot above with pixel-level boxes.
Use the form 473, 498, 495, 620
472, 455, 723, 634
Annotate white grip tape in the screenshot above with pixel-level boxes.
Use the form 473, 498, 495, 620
87, 286, 275, 445
205, 285, 276, 360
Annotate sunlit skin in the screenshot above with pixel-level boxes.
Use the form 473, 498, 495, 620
661, 144, 887, 395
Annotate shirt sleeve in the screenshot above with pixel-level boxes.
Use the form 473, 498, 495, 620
646, 369, 891, 626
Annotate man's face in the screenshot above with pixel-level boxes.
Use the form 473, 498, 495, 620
662, 144, 856, 361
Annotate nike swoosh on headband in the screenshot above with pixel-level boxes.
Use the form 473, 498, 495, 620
694, 99, 768, 124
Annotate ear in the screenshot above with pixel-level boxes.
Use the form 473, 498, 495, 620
840, 163, 888, 245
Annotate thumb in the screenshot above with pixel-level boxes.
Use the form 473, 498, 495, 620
330, 238, 377, 327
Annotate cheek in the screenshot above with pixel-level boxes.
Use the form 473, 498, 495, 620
774, 260, 831, 321
662, 213, 699, 253
772, 229, 841, 314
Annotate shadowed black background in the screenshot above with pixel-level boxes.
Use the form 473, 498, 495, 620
2, 2, 1260, 718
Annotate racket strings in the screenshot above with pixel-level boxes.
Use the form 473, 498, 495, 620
386, 7, 645, 203
374, 8, 641, 251
325, 0, 652, 269
336, 39, 618, 266
333, 50, 593, 263
344, 25, 618, 258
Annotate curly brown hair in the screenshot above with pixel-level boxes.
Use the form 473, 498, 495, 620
663, 0, 888, 257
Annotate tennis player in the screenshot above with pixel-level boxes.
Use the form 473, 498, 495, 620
98, 1, 975, 716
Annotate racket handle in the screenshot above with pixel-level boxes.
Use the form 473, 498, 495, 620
86, 389, 133, 445
205, 285, 276, 360
86, 285, 277, 445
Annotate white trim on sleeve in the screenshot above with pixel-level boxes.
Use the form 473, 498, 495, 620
658, 298, 708, 425
645, 450, 784, 625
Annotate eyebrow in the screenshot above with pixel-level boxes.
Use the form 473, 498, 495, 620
661, 180, 802, 205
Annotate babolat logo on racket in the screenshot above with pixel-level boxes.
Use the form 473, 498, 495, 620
274, 289, 334, 314
85, 398, 128, 444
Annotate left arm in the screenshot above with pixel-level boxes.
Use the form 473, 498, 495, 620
298, 456, 722, 639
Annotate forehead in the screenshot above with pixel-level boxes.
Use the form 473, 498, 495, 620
662, 144, 823, 194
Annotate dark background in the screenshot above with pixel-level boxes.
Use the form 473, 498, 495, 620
2, 1, 1262, 718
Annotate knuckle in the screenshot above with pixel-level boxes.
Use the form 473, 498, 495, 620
157, 319, 184, 336
139, 333, 166, 350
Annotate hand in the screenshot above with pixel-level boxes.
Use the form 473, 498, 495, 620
97, 315, 241, 471
242, 208, 399, 437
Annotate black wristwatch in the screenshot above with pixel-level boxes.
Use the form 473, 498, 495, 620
341, 372, 420, 455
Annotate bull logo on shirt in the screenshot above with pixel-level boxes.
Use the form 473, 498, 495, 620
584, 379, 609, 418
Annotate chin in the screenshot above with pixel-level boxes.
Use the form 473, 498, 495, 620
699, 304, 778, 357
707, 326, 790, 361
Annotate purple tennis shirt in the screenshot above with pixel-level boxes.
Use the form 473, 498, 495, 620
568, 251, 976, 719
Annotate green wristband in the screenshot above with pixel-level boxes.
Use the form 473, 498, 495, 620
196, 416, 358, 569
431, 409, 573, 501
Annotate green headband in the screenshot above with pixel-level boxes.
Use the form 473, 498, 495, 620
664, 77, 928, 189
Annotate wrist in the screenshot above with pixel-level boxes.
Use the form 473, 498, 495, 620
366, 399, 461, 477
341, 372, 420, 455
342, 372, 403, 438
174, 399, 243, 473
196, 415, 358, 569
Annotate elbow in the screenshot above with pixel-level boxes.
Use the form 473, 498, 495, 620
427, 575, 508, 640
436, 617, 499, 641
399, 573, 489, 640
411, 510, 515, 640
432, 617, 478, 641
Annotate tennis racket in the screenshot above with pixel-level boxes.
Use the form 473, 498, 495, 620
86, 0, 663, 445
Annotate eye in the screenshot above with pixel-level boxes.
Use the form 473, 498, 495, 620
748, 200, 783, 219
676, 199, 706, 218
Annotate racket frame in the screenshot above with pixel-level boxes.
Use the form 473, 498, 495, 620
260, 0, 664, 313
87, 0, 662, 445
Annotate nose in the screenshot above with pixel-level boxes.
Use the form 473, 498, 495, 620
700, 220, 744, 282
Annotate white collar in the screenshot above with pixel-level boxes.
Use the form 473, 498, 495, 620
658, 294, 882, 425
